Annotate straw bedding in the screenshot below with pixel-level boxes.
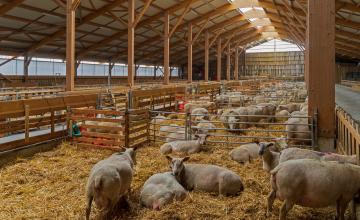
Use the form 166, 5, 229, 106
0, 136, 341, 220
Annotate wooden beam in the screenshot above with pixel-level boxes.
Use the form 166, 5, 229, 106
187, 23, 193, 83
133, 0, 153, 28
281, 0, 306, 29
52, 0, 66, 9
169, 0, 192, 38
306, 0, 335, 139
209, 30, 224, 48
0, 0, 24, 16
71, 0, 81, 11
128, 0, 135, 87
66, 0, 76, 91
164, 11, 170, 85
192, 18, 209, 44
217, 38, 221, 82
234, 47, 239, 80
204, 31, 209, 82
226, 43, 230, 81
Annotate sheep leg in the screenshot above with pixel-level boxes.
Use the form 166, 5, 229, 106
338, 200, 349, 220
266, 189, 276, 216
279, 200, 294, 220
85, 195, 93, 220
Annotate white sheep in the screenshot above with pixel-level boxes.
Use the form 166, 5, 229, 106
229, 142, 260, 164
85, 147, 137, 220
267, 159, 360, 219
160, 134, 208, 155
140, 172, 187, 210
166, 156, 244, 196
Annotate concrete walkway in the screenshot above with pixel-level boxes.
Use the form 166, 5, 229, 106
336, 84, 360, 122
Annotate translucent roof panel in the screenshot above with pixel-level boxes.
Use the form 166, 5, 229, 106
246, 39, 301, 53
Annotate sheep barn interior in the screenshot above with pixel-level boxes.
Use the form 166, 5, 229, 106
0, 0, 360, 219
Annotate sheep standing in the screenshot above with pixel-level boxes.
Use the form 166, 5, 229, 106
259, 144, 358, 173
267, 159, 360, 220
166, 156, 244, 196
85, 147, 137, 220
140, 172, 187, 210
258, 142, 280, 172
160, 134, 208, 155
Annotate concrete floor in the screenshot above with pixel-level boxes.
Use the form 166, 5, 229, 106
0, 124, 65, 144
336, 85, 360, 122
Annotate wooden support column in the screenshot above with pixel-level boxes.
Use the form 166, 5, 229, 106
226, 43, 231, 81
164, 11, 170, 85
204, 31, 209, 82
108, 61, 114, 87
153, 66, 157, 80
23, 54, 31, 82
66, 0, 76, 91
306, 0, 335, 147
187, 23, 193, 83
216, 38, 222, 81
234, 47, 239, 81
128, 0, 135, 87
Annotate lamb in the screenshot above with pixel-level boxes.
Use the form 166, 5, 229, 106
267, 159, 360, 220
166, 156, 244, 196
160, 134, 208, 155
85, 147, 137, 220
229, 142, 261, 164
140, 172, 187, 210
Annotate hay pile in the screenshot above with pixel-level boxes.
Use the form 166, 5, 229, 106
0, 140, 341, 219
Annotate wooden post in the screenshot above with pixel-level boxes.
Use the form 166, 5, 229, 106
164, 11, 170, 85
234, 47, 239, 81
128, 0, 135, 87
153, 66, 157, 80
226, 43, 231, 81
204, 31, 209, 82
217, 38, 222, 81
306, 0, 335, 145
108, 61, 114, 87
25, 105, 30, 142
23, 54, 31, 82
66, 0, 76, 91
51, 110, 55, 134
187, 23, 193, 83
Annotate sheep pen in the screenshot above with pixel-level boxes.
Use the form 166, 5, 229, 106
0, 140, 346, 220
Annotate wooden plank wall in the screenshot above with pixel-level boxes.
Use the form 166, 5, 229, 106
0, 94, 97, 152
336, 107, 360, 161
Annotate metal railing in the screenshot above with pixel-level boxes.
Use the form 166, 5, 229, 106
149, 110, 316, 148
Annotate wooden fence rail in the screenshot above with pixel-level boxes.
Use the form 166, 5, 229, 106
336, 107, 360, 160
0, 94, 97, 152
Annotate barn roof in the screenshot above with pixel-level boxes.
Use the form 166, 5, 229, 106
0, 0, 359, 66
